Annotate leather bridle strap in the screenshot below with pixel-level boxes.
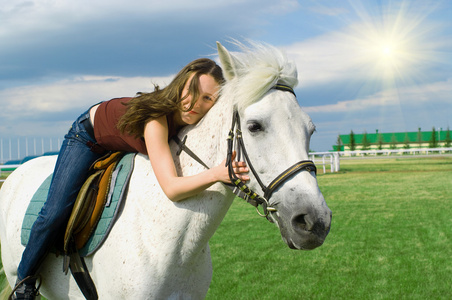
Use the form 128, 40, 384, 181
226, 110, 267, 192
264, 160, 317, 200
173, 135, 210, 170
274, 83, 296, 96
226, 111, 269, 212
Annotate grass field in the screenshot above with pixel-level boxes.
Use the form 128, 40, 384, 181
205, 156, 452, 299
1, 156, 451, 299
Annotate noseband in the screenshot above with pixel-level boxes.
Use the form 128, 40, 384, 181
173, 83, 317, 220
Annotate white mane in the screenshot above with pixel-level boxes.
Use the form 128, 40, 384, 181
220, 41, 298, 111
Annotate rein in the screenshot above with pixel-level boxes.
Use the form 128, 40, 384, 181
173, 83, 317, 221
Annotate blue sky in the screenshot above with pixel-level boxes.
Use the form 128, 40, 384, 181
1, 0, 451, 153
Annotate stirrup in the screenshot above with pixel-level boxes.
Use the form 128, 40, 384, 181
8, 275, 42, 300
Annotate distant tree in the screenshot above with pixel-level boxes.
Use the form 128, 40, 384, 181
390, 133, 397, 150
417, 128, 422, 148
429, 127, 438, 148
444, 127, 451, 148
361, 131, 370, 151
349, 130, 356, 151
403, 132, 411, 149
377, 133, 384, 150
335, 134, 343, 151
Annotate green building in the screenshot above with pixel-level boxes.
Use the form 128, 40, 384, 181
335, 128, 452, 152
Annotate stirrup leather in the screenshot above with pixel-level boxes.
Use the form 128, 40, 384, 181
9, 275, 41, 300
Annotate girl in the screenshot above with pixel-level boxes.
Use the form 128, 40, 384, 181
11, 58, 248, 299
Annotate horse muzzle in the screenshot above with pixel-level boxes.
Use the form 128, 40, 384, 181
271, 198, 332, 250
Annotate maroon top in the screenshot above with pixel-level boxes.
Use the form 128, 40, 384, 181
94, 97, 148, 154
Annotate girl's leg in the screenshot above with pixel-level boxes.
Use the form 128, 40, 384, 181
17, 110, 104, 280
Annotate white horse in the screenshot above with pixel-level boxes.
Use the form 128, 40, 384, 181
0, 41, 332, 299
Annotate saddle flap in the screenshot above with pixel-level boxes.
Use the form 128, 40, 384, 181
64, 171, 103, 253
63, 152, 124, 254
74, 157, 120, 250
93, 151, 124, 170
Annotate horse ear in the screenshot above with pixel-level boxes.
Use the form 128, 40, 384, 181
217, 42, 237, 81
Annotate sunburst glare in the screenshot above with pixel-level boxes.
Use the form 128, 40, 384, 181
340, 0, 444, 86
321, 0, 451, 134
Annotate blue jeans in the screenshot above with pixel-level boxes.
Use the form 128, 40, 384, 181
17, 108, 105, 280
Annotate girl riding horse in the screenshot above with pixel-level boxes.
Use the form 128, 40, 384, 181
11, 58, 249, 299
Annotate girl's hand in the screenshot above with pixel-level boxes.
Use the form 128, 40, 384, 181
213, 151, 249, 184
146, 117, 249, 201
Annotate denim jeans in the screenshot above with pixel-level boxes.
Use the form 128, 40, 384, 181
17, 108, 105, 280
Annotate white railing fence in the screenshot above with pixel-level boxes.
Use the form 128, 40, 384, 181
309, 152, 340, 173
338, 147, 452, 157
0, 137, 62, 164
308, 147, 452, 175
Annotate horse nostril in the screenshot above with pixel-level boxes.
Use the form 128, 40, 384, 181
292, 214, 321, 232
294, 214, 307, 225
292, 214, 308, 231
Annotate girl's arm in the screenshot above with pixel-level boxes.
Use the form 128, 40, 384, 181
145, 116, 248, 202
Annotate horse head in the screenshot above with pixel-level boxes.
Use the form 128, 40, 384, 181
218, 41, 332, 250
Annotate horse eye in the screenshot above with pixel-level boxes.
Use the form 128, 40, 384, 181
247, 122, 263, 133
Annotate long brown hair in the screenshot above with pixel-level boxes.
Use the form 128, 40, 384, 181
117, 58, 224, 138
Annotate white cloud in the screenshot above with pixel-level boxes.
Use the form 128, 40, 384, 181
307, 5, 349, 16
284, 33, 356, 86
0, 0, 297, 38
0, 75, 173, 119
304, 78, 452, 113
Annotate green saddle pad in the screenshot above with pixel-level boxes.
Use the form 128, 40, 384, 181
21, 153, 136, 257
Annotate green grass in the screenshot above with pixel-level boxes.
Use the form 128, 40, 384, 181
206, 156, 452, 299
1, 157, 451, 299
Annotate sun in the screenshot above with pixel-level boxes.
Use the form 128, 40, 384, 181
381, 45, 393, 57
373, 38, 405, 73
357, 28, 413, 79
375, 41, 398, 59
342, 1, 439, 83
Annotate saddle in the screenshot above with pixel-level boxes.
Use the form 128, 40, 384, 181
63, 151, 125, 300
21, 151, 135, 300
63, 151, 124, 254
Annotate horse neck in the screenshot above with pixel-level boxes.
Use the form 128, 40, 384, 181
142, 98, 235, 261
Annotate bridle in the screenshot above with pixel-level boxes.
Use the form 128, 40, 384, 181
225, 84, 317, 219
173, 83, 317, 221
